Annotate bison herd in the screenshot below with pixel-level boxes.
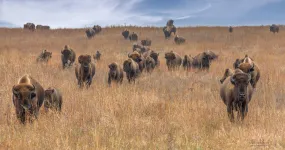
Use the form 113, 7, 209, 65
15, 20, 281, 124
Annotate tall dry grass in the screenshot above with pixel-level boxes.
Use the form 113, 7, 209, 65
0, 26, 285, 149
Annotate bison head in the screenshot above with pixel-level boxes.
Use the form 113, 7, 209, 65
78, 55, 91, 69
165, 52, 176, 60
128, 51, 142, 62
230, 72, 251, 101
12, 83, 37, 114
150, 51, 159, 62
109, 63, 118, 77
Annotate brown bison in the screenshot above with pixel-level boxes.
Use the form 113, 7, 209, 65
93, 25, 102, 33
220, 68, 234, 84
75, 55, 96, 88
165, 51, 182, 71
229, 26, 233, 33
44, 87, 62, 112
182, 55, 193, 71
270, 24, 279, 33
145, 56, 156, 73
192, 52, 212, 70
204, 50, 218, 60
93, 51, 101, 61
36, 50, 52, 63
128, 51, 145, 72
163, 26, 176, 39
86, 28, 96, 39
36, 25, 50, 30
174, 35, 185, 45
123, 58, 140, 83
237, 56, 260, 88
12, 75, 44, 124
108, 62, 124, 86
141, 39, 152, 46
122, 29, 129, 39
143, 50, 160, 67
23, 23, 35, 31
129, 32, 138, 41
61, 45, 76, 69
133, 43, 148, 54
220, 69, 254, 122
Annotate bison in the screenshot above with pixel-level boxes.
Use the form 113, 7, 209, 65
163, 26, 176, 39
165, 51, 182, 71
86, 28, 96, 39
93, 25, 102, 33
192, 52, 212, 70
220, 69, 254, 122
141, 39, 152, 46
220, 68, 234, 84
36, 25, 50, 30
93, 51, 101, 61
129, 32, 138, 41
229, 26, 233, 33
61, 45, 76, 69
12, 75, 44, 124
237, 56, 260, 88
123, 58, 140, 83
122, 29, 130, 39
44, 87, 62, 112
143, 50, 160, 67
108, 62, 124, 86
145, 56, 156, 73
75, 55, 96, 88
204, 50, 218, 61
36, 50, 52, 63
182, 55, 193, 71
128, 51, 145, 72
166, 19, 174, 26
23, 23, 35, 31
270, 24, 279, 33
174, 35, 185, 45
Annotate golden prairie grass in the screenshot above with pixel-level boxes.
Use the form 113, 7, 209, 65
0, 26, 285, 149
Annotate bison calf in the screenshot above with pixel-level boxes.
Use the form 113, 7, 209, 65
93, 51, 101, 61
44, 87, 62, 112
75, 55, 96, 88
12, 75, 44, 124
220, 69, 253, 122
108, 62, 124, 86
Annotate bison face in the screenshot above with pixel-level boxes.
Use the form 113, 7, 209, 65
150, 52, 159, 61
78, 55, 91, 69
13, 84, 37, 112
230, 73, 251, 100
109, 63, 118, 77
61, 49, 71, 59
128, 52, 142, 62
165, 52, 175, 60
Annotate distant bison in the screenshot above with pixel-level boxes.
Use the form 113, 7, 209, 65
141, 39, 152, 46
229, 26, 233, 33
145, 56, 156, 73
165, 51, 182, 71
12, 75, 44, 124
108, 62, 124, 86
93, 51, 101, 61
270, 24, 279, 33
192, 52, 213, 70
44, 87, 62, 112
61, 45, 76, 69
174, 35, 185, 45
129, 32, 138, 41
36, 50, 52, 63
163, 26, 176, 39
220, 69, 253, 122
143, 50, 160, 67
93, 25, 102, 33
36, 25, 50, 30
86, 28, 96, 39
122, 29, 130, 39
182, 55, 193, 71
237, 55, 260, 88
23, 23, 35, 31
133, 43, 148, 54
220, 68, 234, 84
123, 58, 140, 83
75, 55, 96, 88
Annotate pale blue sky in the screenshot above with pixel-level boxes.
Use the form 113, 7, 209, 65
0, 0, 284, 28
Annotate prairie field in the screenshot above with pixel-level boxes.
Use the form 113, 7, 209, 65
1, 26, 285, 150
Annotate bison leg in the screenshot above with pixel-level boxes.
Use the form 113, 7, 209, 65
227, 104, 234, 122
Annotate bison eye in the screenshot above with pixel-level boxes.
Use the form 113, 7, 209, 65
30, 93, 36, 99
